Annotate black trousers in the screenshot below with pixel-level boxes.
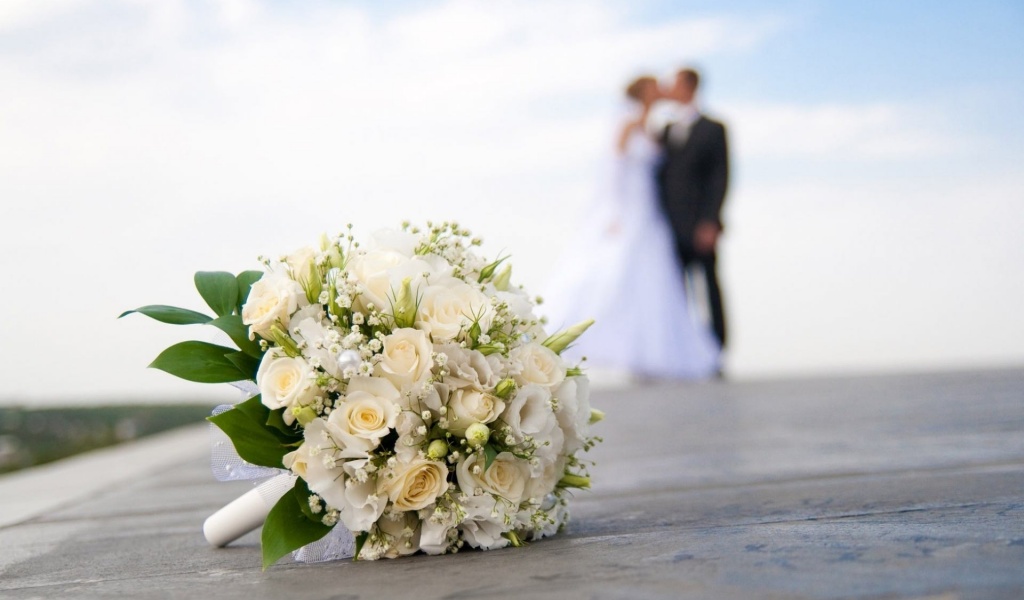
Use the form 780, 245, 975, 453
678, 243, 727, 349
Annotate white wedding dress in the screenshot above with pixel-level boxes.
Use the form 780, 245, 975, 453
542, 127, 720, 380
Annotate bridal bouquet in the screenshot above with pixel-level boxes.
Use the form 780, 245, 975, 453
122, 222, 601, 568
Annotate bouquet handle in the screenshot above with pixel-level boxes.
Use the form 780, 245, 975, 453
203, 473, 296, 547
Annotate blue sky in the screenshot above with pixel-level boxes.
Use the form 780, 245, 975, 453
0, 0, 1021, 403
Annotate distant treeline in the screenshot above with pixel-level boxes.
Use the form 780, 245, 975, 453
0, 404, 214, 474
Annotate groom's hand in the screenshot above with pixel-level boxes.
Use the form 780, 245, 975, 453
694, 222, 720, 254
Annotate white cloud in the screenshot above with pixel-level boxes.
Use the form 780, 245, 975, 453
0, 0, 1018, 403
727, 102, 969, 160
0, 0, 790, 402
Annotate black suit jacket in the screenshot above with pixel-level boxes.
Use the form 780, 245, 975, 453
656, 115, 729, 247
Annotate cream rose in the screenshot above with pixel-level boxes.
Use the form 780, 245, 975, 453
510, 342, 566, 389
381, 457, 449, 512
329, 377, 400, 451
377, 328, 434, 390
345, 249, 409, 312
416, 280, 493, 342
456, 451, 530, 504
257, 349, 317, 422
285, 245, 318, 293
446, 387, 505, 436
241, 272, 305, 339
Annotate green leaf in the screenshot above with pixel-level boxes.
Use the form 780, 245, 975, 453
225, 350, 261, 381
483, 444, 498, 471
293, 477, 323, 522
261, 480, 333, 570
195, 271, 239, 318
236, 270, 264, 313
208, 395, 301, 469
149, 341, 247, 383
266, 407, 299, 437
118, 305, 212, 325
209, 314, 263, 358
353, 532, 369, 562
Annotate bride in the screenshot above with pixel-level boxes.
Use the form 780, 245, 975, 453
542, 75, 721, 381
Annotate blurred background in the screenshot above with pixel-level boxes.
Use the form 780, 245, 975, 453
1, 0, 1022, 414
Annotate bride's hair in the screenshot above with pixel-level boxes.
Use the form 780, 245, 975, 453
625, 75, 657, 103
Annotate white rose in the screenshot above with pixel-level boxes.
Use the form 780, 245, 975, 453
380, 457, 449, 512
377, 328, 434, 390
328, 377, 400, 452
346, 249, 409, 313
285, 245, 319, 291
446, 387, 505, 436
416, 280, 493, 342
554, 376, 592, 454
257, 349, 317, 422
242, 272, 305, 339
510, 342, 566, 389
456, 451, 530, 504
459, 495, 511, 551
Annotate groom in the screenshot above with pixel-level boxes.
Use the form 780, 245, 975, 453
650, 67, 730, 350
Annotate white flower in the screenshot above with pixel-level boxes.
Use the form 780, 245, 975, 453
435, 343, 502, 390
524, 455, 566, 507
377, 328, 434, 391
291, 315, 343, 379
394, 411, 428, 462
553, 376, 592, 454
456, 451, 530, 504
416, 279, 493, 342
257, 349, 317, 422
327, 377, 400, 452
347, 249, 449, 316
510, 342, 566, 389
446, 387, 505, 436
459, 495, 511, 551
367, 228, 420, 256
345, 249, 409, 313
502, 384, 553, 441
242, 271, 305, 339
503, 384, 564, 465
339, 458, 388, 532
284, 420, 374, 526
371, 512, 421, 558
285, 245, 319, 291
380, 457, 449, 512
419, 506, 458, 555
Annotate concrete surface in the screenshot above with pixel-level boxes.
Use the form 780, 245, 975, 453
1, 368, 1022, 599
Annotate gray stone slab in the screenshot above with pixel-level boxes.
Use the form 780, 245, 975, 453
1, 368, 1022, 599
